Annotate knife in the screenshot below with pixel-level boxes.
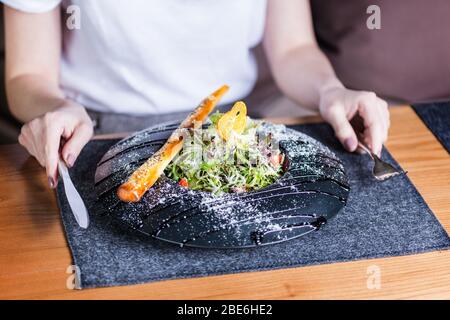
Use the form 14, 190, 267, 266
58, 159, 90, 229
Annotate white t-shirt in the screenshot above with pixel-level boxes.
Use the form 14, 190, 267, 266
3, 0, 267, 114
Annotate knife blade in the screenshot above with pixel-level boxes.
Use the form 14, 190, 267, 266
58, 159, 89, 229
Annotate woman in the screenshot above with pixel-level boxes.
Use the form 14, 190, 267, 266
3, 0, 389, 189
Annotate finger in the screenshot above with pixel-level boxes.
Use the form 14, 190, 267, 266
18, 130, 31, 153
44, 120, 63, 189
365, 125, 383, 157
377, 99, 390, 143
369, 99, 388, 148
61, 123, 93, 168
19, 126, 45, 167
358, 102, 384, 157
325, 104, 358, 152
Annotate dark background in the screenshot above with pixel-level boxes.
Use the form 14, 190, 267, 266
0, 6, 21, 145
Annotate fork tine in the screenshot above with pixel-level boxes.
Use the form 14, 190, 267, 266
372, 154, 404, 181
373, 170, 402, 181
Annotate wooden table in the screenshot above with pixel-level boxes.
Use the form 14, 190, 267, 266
0, 106, 449, 300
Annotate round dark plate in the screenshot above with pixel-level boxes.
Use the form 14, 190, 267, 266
94, 121, 350, 248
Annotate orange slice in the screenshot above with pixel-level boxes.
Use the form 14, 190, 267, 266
217, 101, 247, 141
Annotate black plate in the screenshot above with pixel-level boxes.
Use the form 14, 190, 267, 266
94, 121, 350, 248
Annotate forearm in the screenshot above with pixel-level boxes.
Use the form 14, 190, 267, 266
263, 0, 389, 155
6, 73, 67, 123
269, 44, 344, 110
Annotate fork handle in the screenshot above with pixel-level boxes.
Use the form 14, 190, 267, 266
357, 142, 375, 159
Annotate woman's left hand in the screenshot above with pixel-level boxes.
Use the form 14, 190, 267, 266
319, 86, 390, 156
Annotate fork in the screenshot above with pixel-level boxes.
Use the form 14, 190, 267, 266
357, 142, 404, 181
350, 114, 404, 181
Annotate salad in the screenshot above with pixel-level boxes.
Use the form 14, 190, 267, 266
165, 102, 285, 194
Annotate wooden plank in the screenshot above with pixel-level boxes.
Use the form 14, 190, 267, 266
0, 106, 449, 299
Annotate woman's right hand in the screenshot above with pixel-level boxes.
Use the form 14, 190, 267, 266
319, 87, 389, 156
18, 101, 94, 189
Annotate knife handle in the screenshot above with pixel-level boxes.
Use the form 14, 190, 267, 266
58, 159, 90, 229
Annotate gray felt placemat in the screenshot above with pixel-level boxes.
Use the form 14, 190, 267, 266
56, 123, 450, 289
413, 102, 450, 153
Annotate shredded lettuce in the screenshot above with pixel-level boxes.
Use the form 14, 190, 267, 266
165, 112, 284, 194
